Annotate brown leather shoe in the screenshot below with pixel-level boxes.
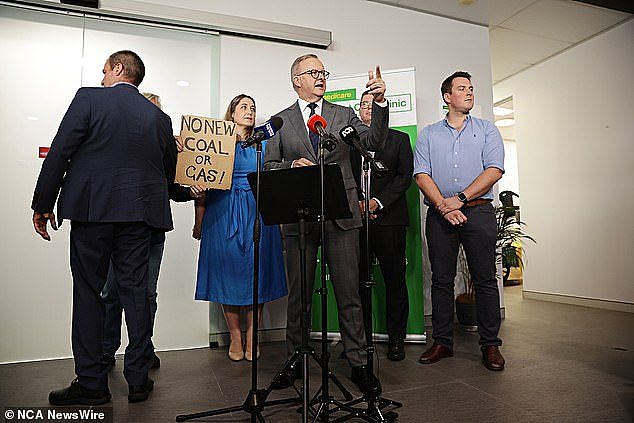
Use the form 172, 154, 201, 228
481, 346, 505, 371
418, 343, 453, 364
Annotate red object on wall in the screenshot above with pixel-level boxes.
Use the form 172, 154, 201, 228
39, 147, 50, 158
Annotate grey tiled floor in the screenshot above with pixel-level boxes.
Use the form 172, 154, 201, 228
1, 286, 633, 422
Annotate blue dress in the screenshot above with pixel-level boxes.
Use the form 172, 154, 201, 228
195, 141, 288, 305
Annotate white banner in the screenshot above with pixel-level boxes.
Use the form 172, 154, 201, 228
324, 67, 417, 128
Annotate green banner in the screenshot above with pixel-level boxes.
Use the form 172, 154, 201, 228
323, 88, 357, 103
311, 125, 424, 336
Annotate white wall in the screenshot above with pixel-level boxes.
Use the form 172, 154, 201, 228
499, 140, 520, 206
0, 5, 216, 363
138, 0, 495, 125
138, 0, 496, 317
494, 20, 634, 304
1, 0, 496, 362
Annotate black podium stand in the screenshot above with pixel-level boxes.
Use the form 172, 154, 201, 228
251, 164, 365, 422
250, 164, 351, 225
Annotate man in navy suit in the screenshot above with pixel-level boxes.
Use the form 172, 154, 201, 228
351, 91, 413, 361
32, 50, 175, 405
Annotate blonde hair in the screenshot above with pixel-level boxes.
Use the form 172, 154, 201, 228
142, 92, 162, 109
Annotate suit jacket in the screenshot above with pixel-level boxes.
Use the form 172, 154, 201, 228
350, 128, 413, 226
264, 100, 388, 232
31, 84, 176, 231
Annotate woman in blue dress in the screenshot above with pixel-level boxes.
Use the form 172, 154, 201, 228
193, 94, 287, 362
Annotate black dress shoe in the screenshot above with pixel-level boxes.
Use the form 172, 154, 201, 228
49, 379, 111, 406
101, 354, 115, 366
481, 346, 505, 371
350, 365, 382, 396
150, 353, 161, 369
387, 338, 406, 361
128, 379, 154, 403
270, 364, 302, 390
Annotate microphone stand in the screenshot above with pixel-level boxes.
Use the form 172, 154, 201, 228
265, 137, 353, 423
176, 139, 300, 423
338, 151, 402, 423
305, 132, 363, 423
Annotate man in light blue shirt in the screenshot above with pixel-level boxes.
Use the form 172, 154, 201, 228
413, 71, 506, 371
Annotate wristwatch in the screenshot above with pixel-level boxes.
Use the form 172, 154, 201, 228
457, 192, 468, 203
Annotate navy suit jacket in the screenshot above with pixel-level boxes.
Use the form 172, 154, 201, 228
351, 128, 413, 226
31, 83, 176, 231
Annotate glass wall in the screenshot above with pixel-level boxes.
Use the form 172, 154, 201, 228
0, 4, 219, 362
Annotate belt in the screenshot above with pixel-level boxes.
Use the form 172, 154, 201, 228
463, 198, 492, 208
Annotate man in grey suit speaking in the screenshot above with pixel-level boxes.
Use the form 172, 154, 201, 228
264, 54, 388, 394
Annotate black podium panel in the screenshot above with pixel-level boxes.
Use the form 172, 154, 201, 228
247, 163, 352, 225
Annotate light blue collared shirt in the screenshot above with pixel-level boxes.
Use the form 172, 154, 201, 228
413, 114, 504, 203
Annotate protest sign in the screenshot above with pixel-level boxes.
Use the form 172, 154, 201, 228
175, 115, 236, 190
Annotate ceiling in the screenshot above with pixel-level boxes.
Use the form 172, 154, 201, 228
368, 0, 632, 84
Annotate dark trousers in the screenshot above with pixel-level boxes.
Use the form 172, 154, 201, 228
425, 203, 501, 347
283, 221, 367, 367
359, 224, 409, 339
70, 221, 153, 390
101, 241, 164, 356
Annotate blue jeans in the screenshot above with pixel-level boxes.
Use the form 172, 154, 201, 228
101, 241, 165, 356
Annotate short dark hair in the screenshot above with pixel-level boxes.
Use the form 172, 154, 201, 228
108, 50, 145, 86
441, 71, 471, 102
360, 89, 372, 100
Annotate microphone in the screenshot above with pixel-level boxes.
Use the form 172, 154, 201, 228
307, 114, 338, 152
307, 114, 328, 137
241, 116, 284, 148
339, 125, 388, 175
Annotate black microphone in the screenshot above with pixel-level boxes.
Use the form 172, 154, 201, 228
339, 125, 388, 175
241, 116, 284, 148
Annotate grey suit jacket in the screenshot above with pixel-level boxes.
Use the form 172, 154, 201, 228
264, 99, 388, 231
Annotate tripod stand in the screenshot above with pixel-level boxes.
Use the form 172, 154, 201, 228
337, 155, 402, 422
254, 163, 355, 422
307, 135, 360, 423
175, 139, 300, 423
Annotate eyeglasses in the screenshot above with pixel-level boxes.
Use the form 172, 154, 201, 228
295, 69, 330, 80
360, 101, 372, 109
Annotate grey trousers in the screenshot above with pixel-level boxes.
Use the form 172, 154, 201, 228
283, 221, 367, 367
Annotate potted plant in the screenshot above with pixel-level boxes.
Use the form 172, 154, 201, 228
455, 206, 535, 328
495, 207, 536, 286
